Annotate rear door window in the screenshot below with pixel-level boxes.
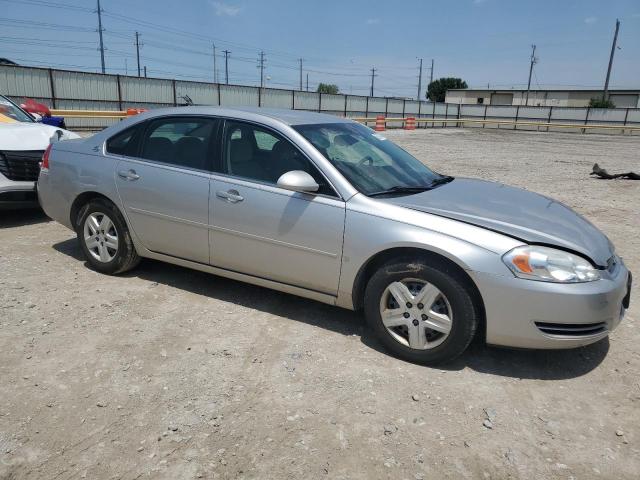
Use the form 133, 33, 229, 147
138, 117, 219, 171
106, 124, 142, 156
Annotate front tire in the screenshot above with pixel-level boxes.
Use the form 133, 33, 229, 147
364, 258, 479, 365
76, 198, 140, 275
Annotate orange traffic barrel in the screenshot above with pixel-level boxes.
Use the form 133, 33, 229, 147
404, 117, 416, 130
126, 108, 148, 116
374, 115, 385, 131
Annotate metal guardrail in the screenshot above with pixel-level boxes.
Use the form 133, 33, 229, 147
51, 109, 127, 119
352, 117, 640, 132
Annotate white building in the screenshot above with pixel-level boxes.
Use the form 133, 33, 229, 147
445, 88, 640, 108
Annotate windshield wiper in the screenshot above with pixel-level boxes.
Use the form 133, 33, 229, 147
368, 186, 432, 197
428, 175, 455, 187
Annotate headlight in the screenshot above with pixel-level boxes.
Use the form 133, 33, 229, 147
502, 246, 601, 283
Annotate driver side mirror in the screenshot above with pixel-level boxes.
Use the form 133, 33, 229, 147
276, 170, 319, 193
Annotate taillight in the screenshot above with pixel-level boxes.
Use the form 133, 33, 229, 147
41, 144, 52, 171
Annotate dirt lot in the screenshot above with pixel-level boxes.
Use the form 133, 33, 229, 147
1, 128, 638, 480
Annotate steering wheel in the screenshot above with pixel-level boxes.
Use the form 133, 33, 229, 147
358, 156, 374, 167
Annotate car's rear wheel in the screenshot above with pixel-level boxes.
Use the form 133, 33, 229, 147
364, 258, 479, 365
76, 198, 140, 274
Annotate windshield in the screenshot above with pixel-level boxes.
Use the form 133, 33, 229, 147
294, 122, 446, 196
0, 96, 34, 123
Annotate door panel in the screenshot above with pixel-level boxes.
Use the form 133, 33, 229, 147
116, 159, 210, 263
210, 176, 345, 294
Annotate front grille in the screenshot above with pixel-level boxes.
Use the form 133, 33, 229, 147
535, 321, 607, 337
0, 150, 44, 181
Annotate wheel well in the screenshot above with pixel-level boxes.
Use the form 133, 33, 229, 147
69, 192, 114, 230
352, 247, 486, 340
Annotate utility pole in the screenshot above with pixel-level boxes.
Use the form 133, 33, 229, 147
298, 58, 303, 91
429, 59, 434, 85
370, 67, 377, 97
258, 51, 266, 88
417, 58, 423, 101
223, 50, 230, 84
96, 0, 105, 74
525, 44, 537, 106
306, 73, 309, 92
213, 43, 217, 83
143, 66, 147, 78
135, 31, 141, 77
603, 19, 620, 101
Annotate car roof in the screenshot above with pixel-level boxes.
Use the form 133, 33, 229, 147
132, 106, 352, 126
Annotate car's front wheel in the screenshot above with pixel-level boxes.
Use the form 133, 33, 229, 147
364, 258, 479, 365
76, 198, 140, 274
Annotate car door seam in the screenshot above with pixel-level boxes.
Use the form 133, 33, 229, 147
209, 224, 338, 258
129, 206, 209, 228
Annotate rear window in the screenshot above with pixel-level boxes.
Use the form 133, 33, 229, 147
106, 124, 141, 156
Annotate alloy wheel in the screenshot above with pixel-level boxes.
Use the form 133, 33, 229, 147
379, 278, 453, 350
83, 212, 119, 263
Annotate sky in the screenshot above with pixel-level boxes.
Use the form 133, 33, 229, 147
1, 0, 639, 99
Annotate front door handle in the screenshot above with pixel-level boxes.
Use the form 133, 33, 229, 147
216, 189, 244, 203
117, 169, 140, 181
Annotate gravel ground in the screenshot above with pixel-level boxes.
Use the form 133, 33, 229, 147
1, 128, 638, 480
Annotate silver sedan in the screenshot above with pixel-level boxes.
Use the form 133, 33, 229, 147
37, 107, 631, 364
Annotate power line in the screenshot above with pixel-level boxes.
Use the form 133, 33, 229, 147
0, 0, 93, 12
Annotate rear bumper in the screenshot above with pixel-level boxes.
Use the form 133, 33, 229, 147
0, 174, 38, 209
471, 261, 630, 349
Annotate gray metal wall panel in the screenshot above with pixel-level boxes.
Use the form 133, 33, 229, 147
460, 105, 486, 117
55, 99, 118, 111
367, 97, 386, 113
219, 85, 259, 107
550, 107, 585, 121
320, 94, 344, 112
515, 106, 549, 119
404, 101, 419, 114
293, 91, 319, 110
587, 108, 626, 123
0, 65, 51, 97
174, 81, 218, 105
262, 88, 292, 109
53, 70, 117, 101
625, 109, 640, 123
346, 96, 366, 112
386, 99, 404, 114
120, 77, 173, 103
486, 105, 518, 118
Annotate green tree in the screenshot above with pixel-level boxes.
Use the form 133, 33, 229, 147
426, 77, 468, 102
317, 83, 339, 94
589, 97, 616, 108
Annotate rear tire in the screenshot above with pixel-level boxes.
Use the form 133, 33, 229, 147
364, 257, 479, 365
76, 198, 140, 275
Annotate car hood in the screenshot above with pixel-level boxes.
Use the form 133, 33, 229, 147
0, 122, 80, 150
381, 178, 613, 267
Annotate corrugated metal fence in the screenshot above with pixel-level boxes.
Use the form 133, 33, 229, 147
1, 64, 450, 130
2, 64, 639, 134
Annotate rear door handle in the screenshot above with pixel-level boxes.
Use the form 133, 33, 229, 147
216, 189, 244, 203
117, 169, 140, 181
